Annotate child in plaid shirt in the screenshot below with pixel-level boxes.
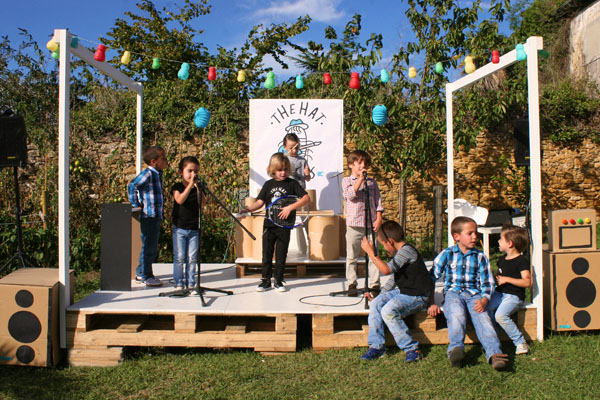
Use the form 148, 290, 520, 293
342, 150, 383, 296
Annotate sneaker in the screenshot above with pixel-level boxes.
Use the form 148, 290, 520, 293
515, 342, 529, 355
360, 347, 386, 360
405, 349, 423, 363
135, 276, 144, 284
175, 284, 184, 290
144, 277, 163, 287
274, 280, 287, 292
490, 353, 509, 370
449, 347, 464, 368
190, 288, 200, 295
347, 283, 358, 297
256, 279, 271, 292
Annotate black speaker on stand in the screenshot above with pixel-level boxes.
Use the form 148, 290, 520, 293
0, 109, 31, 273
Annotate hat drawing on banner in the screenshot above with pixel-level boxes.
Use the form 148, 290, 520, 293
285, 119, 309, 134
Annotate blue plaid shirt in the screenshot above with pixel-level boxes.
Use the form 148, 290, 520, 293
127, 166, 164, 219
432, 244, 495, 300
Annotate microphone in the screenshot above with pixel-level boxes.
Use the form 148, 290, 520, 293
362, 170, 368, 179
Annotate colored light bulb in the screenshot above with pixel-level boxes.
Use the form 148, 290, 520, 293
70, 37, 79, 48
295, 75, 304, 89
323, 73, 332, 85
52, 45, 60, 60
516, 44, 527, 61
94, 44, 106, 62
492, 50, 500, 64
380, 69, 389, 83
152, 58, 160, 69
208, 66, 216, 80
237, 70, 246, 82
408, 67, 417, 79
372, 105, 388, 126
121, 51, 131, 65
570, 219, 576, 225
561, 219, 568, 225
435, 62, 444, 74
349, 72, 360, 89
264, 71, 276, 89
194, 107, 211, 128
585, 218, 591, 224
578, 218, 584, 224
464, 56, 476, 74
178, 62, 190, 80
46, 38, 58, 52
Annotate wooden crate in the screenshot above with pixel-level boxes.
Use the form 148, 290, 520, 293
67, 311, 297, 366
312, 307, 537, 351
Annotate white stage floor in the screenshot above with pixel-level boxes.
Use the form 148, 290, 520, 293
70, 263, 439, 315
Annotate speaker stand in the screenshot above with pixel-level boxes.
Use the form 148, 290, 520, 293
1, 166, 31, 274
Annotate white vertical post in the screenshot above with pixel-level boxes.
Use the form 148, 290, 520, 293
136, 90, 143, 174
446, 85, 455, 246
526, 36, 544, 341
56, 28, 71, 348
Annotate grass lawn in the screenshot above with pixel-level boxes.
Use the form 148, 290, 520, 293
0, 332, 599, 399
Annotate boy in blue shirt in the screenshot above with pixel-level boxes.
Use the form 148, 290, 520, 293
428, 216, 509, 370
359, 221, 433, 362
127, 146, 168, 287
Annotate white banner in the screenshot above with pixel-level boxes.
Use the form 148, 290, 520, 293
249, 99, 344, 214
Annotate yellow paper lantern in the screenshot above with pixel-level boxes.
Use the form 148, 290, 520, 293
46, 38, 58, 52
121, 51, 131, 65
408, 67, 417, 79
237, 70, 246, 82
464, 56, 476, 74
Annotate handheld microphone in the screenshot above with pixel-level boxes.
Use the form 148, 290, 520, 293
362, 170, 368, 179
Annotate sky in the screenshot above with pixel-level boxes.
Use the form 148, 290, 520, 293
1, 0, 510, 80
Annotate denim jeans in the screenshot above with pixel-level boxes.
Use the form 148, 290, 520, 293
136, 216, 162, 281
367, 288, 428, 352
443, 290, 503, 361
172, 226, 199, 288
487, 291, 525, 346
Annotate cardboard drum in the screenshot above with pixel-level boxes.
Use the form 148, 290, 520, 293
309, 216, 339, 260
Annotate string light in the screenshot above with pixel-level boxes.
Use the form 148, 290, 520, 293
94, 44, 106, 62
264, 71, 276, 89
295, 75, 304, 89
121, 51, 131, 65
208, 66, 216, 80
152, 57, 160, 69
464, 56, 476, 74
178, 62, 190, 80
516, 44, 527, 61
380, 69, 389, 83
349, 72, 360, 89
237, 70, 246, 82
323, 73, 332, 85
408, 67, 417, 78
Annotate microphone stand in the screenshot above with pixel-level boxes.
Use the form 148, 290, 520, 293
329, 171, 377, 309
160, 177, 256, 306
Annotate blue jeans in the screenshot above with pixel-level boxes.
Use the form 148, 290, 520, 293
172, 226, 199, 288
136, 216, 162, 281
367, 288, 428, 352
443, 290, 503, 361
487, 291, 525, 346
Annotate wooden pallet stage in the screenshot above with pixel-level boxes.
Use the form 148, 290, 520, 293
235, 256, 366, 278
67, 263, 538, 366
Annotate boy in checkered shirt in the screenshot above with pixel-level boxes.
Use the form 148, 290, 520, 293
342, 150, 383, 296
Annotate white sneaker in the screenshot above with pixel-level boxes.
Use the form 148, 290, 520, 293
515, 342, 529, 355
274, 280, 287, 292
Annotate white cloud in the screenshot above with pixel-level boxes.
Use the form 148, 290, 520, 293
253, 0, 345, 23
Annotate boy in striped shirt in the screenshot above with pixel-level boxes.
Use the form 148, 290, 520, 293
428, 216, 509, 370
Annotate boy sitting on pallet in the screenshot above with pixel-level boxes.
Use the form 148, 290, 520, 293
359, 220, 433, 362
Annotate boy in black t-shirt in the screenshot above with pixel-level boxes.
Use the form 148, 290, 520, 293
240, 153, 309, 292
487, 224, 531, 354
358, 221, 433, 362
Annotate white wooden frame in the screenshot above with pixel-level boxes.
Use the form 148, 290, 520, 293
54, 29, 143, 347
446, 36, 544, 341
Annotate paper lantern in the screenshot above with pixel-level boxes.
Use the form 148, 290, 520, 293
178, 63, 190, 80
349, 72, 360, 89
208, 66, 216, 80
380, 69, 389, 83
70, 37, 79, 48
372, 105, 388, 126
516, 44, 527, 61
435, 62, 444, 74
295, 75, 304, 89
94, 44, 106, 62
52, 46, 60, 60
323, 73, 332, 85
237, 70, 246, 82
491, 50, 500, 64
464, 56, 475, 74
46, 38, 58, 52
121, 51, 131, 65
194, 107, 211, 128
408, 67, 417, 79
264, 71, 276, 89
152, 58, 160, 70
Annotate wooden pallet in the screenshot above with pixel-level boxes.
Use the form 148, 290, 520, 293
312, 307, 537, 351
67, 311, 297, 366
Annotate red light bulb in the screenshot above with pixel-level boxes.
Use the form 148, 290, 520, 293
561, 219, 568, 225
492, 50, 500, 64
208, 66, 216, 81
94, 44, 106, 62
570, 219, 576, 225
349, 72, 360, 89
323, 73, 332, 85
